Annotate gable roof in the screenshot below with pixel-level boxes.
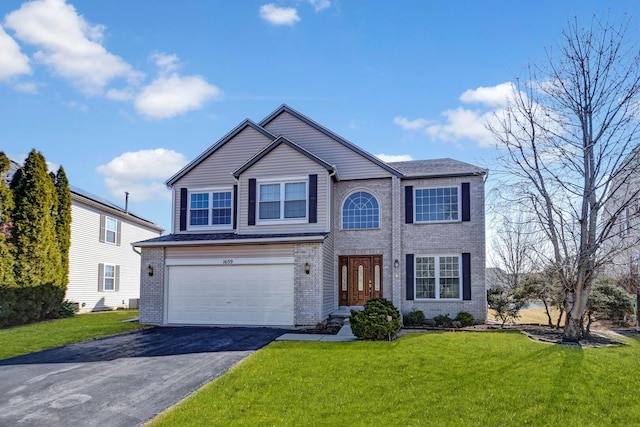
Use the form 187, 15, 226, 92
259, 105, 403, 178
165, 119, 276, 186
388, 158, 488, 179
233, 135, 337, 178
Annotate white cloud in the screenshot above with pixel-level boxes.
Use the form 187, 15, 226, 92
135, 74, 222, 119
96, 149, 187, 201
393, 116, 430, 131
459, 82, 514, 108
375, 154, 414, 162
260, 4, 300, 26
309, 0, 331, 12
14, 81, 38, 94
0, 24, 31, 81
394, 82, 524, 148
105, 88, 134, 101
4, 0, 141, 95
151, 52, 180, 74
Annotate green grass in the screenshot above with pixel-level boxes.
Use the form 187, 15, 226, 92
0, 310, 147, 360
149, 331, 640, 426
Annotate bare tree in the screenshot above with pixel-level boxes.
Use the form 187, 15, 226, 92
489, 15, 640, 341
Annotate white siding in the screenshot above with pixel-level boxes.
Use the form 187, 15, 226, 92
237, 144, 330, 235
263, 111, 393, 180
66, 200, 162, 311
172, 126, 274, 230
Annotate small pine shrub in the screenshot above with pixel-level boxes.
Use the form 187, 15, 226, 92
404, 309, 425, 326
433, 313, 452, 327
454, 311, 474, 327
350, 298, 402, 341
58, 300, 77, 318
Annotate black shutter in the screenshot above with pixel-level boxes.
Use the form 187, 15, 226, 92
233, 184, 238, 229
179, 188, 188, 231
248, 179, 256, 226
461, 183, 470, 222
406, 254, 414, 300
462, 253, 471, 300
405, 186, 413, 224
309, 174, 318, 224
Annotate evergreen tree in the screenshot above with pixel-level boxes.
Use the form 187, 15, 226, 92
0, 152, 15, 285
54, 167, 71, 288
11, 150, 61, 287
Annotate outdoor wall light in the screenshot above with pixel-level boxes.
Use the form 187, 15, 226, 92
148, 265, 154, 277
305, 262, 310, 275
394, 259, 400, 269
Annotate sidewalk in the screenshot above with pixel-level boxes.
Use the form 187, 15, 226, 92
276, 322, 357, 342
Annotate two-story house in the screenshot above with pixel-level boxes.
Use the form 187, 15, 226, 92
67, 187, 164, 311
136, 105, 487, 327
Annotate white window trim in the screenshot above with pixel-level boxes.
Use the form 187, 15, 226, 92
414, 185, 461, 224
257, 177, 308, 225
414, 254, 463, 301
104, 216, 118, 244
341, 190, 381, 230
187, 187, 234, 231
103, 263, 116, 292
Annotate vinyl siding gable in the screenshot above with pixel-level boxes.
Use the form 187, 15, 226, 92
263, 111, 393, 180
237, 143, 330, 235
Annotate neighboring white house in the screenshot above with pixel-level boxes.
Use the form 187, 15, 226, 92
67, 187, 163, 312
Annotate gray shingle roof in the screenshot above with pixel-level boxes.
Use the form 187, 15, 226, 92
388, 158, 488, 178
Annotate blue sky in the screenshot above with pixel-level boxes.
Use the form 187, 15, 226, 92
1, 0, 638, 234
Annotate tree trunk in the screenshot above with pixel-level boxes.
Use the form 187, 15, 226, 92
563, 314, 583, 342
542, 300, 553, 327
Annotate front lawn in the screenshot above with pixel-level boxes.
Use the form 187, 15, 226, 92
0, 310, 146, 360
149, 331, 640, 426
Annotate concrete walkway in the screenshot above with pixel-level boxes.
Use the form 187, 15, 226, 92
277, 323, 357, 342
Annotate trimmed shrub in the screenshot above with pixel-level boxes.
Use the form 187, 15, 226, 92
455, 311, 475, 327
350, 298, 402, 341
0, 284, 64, 328
404, 309, 425, 326
433, 314, 453, 327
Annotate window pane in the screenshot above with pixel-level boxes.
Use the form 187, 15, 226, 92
260, 184, 280, 201
259, 201, 280, 219
415, 257, 436, 299
285, 182, 305, 200
104, 265, 115, 291
415, 187, 459, 222
342, 191, 380, 229
439, 257, 460, 299
284, 200, 306, 218
189, 193, 209, 226
212, 191, 232, 225
105, 217, 117, 243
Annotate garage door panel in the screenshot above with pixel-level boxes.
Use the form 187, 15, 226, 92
167, 263, 294, 326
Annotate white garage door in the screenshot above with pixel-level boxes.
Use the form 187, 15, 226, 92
167, 261, 294, 326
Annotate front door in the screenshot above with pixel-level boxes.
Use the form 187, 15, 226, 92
338, 255, 382, 306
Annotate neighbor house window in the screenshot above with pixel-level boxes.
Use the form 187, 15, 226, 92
188, 189, 232, 229
105, 217, 117, 243
342, 191, 380, 229
98, 263, 119, 292
415, 187, 459, 222
415, 255, 461, 299
258, 180, 307, 221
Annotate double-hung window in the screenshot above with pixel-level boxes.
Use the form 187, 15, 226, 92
415, 255, 461, 300
258, 179, 307, 222
104, 264, 116, 291
188, 189, 233, 229
415, 186, 459, 222
105, 217, 118, 243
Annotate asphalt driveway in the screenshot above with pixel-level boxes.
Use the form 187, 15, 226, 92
0, 326, 284, 427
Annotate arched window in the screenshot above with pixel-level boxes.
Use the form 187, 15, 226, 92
342, 191, 380, 229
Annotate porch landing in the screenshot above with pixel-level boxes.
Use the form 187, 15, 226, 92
276, 307, 362, 342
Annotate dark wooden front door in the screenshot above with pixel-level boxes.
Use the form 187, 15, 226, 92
338, 255, 382, 306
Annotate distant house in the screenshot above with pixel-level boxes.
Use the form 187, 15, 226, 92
67, 187, 163, 312
3, 159, 163, 311
136, 105, 488, 327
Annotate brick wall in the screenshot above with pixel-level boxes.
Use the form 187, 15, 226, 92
139, 247, 165, 324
